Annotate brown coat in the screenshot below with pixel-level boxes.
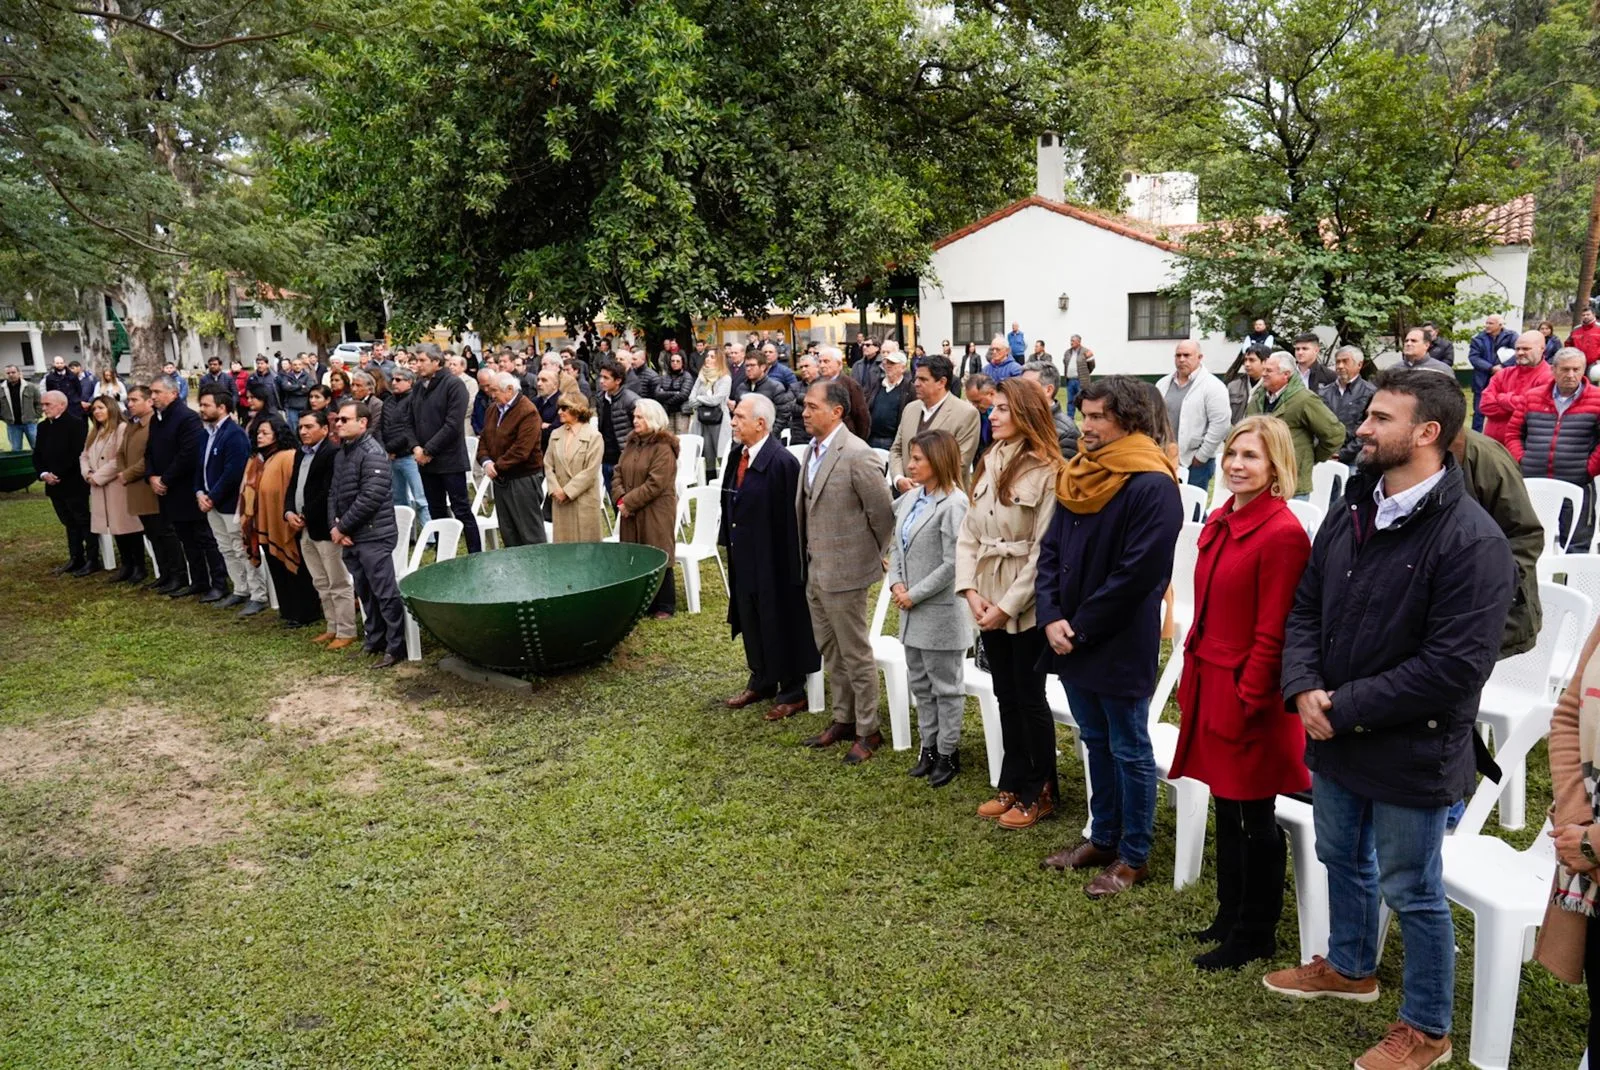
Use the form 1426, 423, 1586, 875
80, 423, 143, 535
1534, 619, 1600, 984
547, 423, 604, 543
118, 416, 160, 517
476, 393, 544, 478
610, 430, 678, 564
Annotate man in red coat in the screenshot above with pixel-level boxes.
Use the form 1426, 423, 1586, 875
1477, 330, 1553, 447
1567, 306, 1600, 366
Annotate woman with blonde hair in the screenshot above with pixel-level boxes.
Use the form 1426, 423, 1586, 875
92, 367, 127, 409
612, 398, 680, 618
79, 396, 143, 580
546, 392, 605, 542
955, 377, 1064, 828
688, 349, 731, 482
1169, 414, 1311, 969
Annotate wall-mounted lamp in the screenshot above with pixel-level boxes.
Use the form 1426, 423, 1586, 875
1057, 293, 1070, 312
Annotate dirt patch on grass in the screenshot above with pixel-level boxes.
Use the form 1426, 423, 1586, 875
0, 704, 248, 857
263, 678, 442, 745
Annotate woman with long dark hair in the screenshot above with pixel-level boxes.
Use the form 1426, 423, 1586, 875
238, 416, 322, 628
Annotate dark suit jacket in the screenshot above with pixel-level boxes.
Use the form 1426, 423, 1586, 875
145, 403, 207, 521
32, 411, 88, 498
287, 437, 338, 540
197, 417, 250, 513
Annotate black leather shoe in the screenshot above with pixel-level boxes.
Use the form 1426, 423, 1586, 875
51, 562, 76, 575
69, 562, 95, 577
149, 578, 180, 595
929, 751, 960, 788
143, 574, 171, 589
166, 584, 200, 599
124, 569, 147, 585
907, 747, 938, 778
198, 588, 227, 604
216, 594, 247, 609
372, 653, 399, 669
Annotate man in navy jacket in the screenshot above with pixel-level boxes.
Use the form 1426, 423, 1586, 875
145, 374, 225, 598
1035, 376, 1183, 900
1264, 369, 1513, 1070
196, 387, 265, 613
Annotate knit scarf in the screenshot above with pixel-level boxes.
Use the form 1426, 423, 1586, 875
1555, 655, 1600, 916
1055, 431, 1176, 514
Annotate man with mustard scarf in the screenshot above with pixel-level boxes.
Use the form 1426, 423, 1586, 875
1035, 376, 1184, 900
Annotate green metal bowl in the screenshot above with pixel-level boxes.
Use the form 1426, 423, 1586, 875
0, 451, 37, 493
398, 542, 669, 674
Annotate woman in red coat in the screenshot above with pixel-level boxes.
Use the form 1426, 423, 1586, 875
1170, 414, 1312, 971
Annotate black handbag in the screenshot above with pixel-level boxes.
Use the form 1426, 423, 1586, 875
696, 402, 724, 425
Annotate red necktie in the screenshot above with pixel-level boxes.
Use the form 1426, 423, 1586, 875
736, 448, 750, 488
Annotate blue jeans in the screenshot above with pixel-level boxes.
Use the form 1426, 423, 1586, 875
1312, 773, 1453, 1036
6, 422, 37, 451
1066, 378, 1081, 413
390, 456, 431, 530
1062, 683, 1158, 868
1186, 457, 1215, 491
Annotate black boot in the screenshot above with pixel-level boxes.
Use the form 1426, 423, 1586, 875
124, 565, 148, 585
1188, 798, 1245, 944
1196, 822, 1283, 971
929, 751, 960, 788
908, 747, 938, 778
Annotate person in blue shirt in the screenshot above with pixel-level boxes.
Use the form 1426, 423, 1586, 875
1007, 322, 1026, 359
162, 361, 188, 403
986, 335, 1025, 383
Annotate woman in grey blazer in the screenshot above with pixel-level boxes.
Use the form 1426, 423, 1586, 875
887, 429, 972, 787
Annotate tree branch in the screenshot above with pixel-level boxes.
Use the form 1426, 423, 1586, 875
65, 5, 318, 51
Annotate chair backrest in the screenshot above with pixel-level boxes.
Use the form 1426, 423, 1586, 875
682, 484, 721, 551
407, 517, 464, 573
1457, 701, 1555, 837
1309, 460, 1346, 517
1526, 477, 1586, 554
392, 505, 416, 575
870, 447, 891, 479
470, 472, 494, 515
465, 435, 478, 463
1539, 554, 1600, 686
1178, 483, 1209, 523
1175, 465, 1189, 487
677, 433, 704, 469
787, 443, 809, 466
1171, 521, 1204, 620
1285, 499, 1324, 538
1490, 582, 1593, 698
870, 578, 894, 637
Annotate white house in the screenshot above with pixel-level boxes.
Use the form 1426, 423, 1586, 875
919, 135, 1533, 378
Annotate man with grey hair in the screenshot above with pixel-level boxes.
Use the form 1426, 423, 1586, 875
986, 334, 1024, 383
1319, 345, 1376, 467
1398, 327, 1455, 376
1508, 347, 1600, 550
1246, 351, 1346, 500
719, 393, 819, 719
32, 389, 93, 574
380, 366, 431, 530
476, 371, 546, 546
1022, 360, 1080, 457
1469, 313, 1517, 431
1154, 340, 1230, 487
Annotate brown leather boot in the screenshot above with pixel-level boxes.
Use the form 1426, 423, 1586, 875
998, 783, 1055, 829
977, 792, 1019, 819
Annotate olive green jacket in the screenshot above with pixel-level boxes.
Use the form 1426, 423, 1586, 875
1454, 430, 1543, 657
1244, 374, 1346, 495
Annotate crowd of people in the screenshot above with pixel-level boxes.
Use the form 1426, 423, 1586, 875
10, 316, 1600, 1069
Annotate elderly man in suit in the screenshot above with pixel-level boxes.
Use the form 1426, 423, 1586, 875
32, 390, 93, 574
889, 354, 980, 492
795, 380, 895, 763
720, 393, 820, 721
477, 371, 547, 546
146, 374, 227, 598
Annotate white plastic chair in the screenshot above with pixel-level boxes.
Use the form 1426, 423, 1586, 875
1148, 706, 1210, 890
676, 434, 704, 489
1309, 459, 1347, 518
402, 518, 463, 660
1442, 702, 1557, 1070
144, 536, 161, 579
961, 658, 1005, 787
1525, 477, 1586, 556
1150, 522, 1204, 716
392, 505, 416, 577
1177, 482, 1210, 523
469, 475, 499, 549
1538, 553, 1600, 692
674, 485, 727, 614
99, 532, 116, 570
870, 446, 892, 485
1275, 797, 1328, 963
787, 443, 809, 467
869, 582, 912, 751
1478, 583, 1590, 830
1285, 498, 1324, 539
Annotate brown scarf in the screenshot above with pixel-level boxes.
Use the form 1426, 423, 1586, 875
1055, 431, 1176, 514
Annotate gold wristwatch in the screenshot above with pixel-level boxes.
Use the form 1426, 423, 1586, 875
1583, 829, 1599, 866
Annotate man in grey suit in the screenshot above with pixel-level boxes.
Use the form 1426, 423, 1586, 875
888, 354, 980, 490
796, 380, 895, 763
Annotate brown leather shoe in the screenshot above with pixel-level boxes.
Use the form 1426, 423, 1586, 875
310, 631, 336, 644
977, 792, 1019, 819
998, 784, 1055, 829
1085, 860, 1150, 899
1042, 838, 1118, 871
724, 689, 764, 709
763, 699, 807, 722
803, 721, 857, 748
326, 637, 356, 651
842, 732, 883, 765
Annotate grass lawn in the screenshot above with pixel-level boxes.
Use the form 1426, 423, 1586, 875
0, 484, 1587, 1068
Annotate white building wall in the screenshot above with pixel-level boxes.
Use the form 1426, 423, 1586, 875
1454, 245, 1529, 336
0, 329, 94, 372
919, 205, 1234, 379
234, 308, 317, 365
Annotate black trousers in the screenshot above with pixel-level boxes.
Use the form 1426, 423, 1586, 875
1588, 906, 1600, 1063
1558, 486, 1597, 553
736, 585, 805, 703
648, 565, 677, 615
981, 627, 1057, 805
169, 512, 225, 591
112, 532, 145, 575
1210, 796, 1286, 944
420, 470, 482, 553
138, 511, 185, 582
49, 489, 93, 566
344, 540, 407, 656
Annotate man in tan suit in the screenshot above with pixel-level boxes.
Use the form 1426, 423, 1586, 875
889, 353, 981, 492
795, 379, 895, 762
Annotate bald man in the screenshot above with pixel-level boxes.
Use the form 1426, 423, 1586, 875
32, 390, 93, 574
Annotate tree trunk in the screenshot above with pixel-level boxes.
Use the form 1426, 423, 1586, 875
116, 277, 168, 382
74, 288, 111, 374
1576, 167, 1600, 320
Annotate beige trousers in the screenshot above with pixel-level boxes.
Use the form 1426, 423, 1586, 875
301, 535, 357, 638
805, 581, 879, 735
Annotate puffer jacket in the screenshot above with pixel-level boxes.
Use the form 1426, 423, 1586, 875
328, 432, 397, 545
655, 369, 694, 414
597, 386, 639, 464
731, 374, 794, 436
1318, 376, 1376, 465
1478, 360, 1553, 447
1505, 382, 1600, 484
379, 390, 419, 456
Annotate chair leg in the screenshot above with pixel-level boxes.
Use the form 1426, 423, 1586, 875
714, 551, 729, 596
976, 690, 1003, 788
1151, 645, 1183, 717
1282, 820, 1329, 963
1466, 913, 1530, 1070
806, 671, 824, 713
1077, 738, 1094, 840
884, 663, 910, 751
1171, 778, 1209, 890
683, 557, 701, 614
405, 610, 421, 661
1374, 901, 1395, 967
1497, 752, 1528, 831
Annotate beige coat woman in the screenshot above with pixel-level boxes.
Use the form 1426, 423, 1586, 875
79, 422, 142, 535
547, 422, 604, 542
953, 436, 1057, 634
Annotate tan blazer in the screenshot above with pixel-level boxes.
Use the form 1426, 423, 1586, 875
547, 423, 604, 543
953, 437, 1057, 633
888, 393, 981, 483
795, 425, 894, 592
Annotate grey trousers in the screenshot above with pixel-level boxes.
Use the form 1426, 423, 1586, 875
806, 581, 879, 735
907, 646, 965, 755
343, 539, 406, 656
207, 509, 268, 601
301, 535, 357, 638
496, 472, 548, 547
